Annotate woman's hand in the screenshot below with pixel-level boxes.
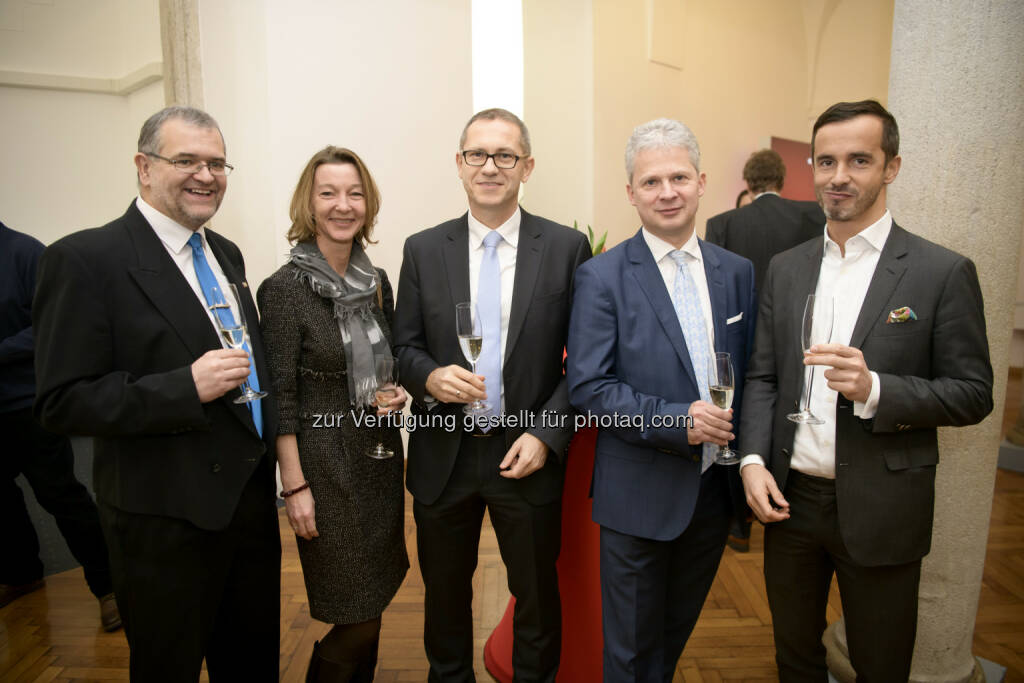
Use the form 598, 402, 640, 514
376, 384, 409, 416
285, 487, 318, 540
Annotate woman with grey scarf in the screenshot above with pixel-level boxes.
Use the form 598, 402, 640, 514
257, 146, 409, 682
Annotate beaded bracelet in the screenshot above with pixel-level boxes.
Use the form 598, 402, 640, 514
280, 481, 310, 498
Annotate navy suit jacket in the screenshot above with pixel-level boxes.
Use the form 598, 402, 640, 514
567, 230, 756, 541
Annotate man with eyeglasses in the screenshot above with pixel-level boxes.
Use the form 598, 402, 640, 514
394, 108, 591, 681
33, 106, 280, 681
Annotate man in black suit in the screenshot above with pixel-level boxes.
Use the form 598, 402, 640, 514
738, 100, 993, 681
705, 149, 825, 291
33, 106, 280, 681
393, 108, 590, 681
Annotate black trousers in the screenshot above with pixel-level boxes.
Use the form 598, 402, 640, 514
99, 458, 281, 683
0, 408, 112, 597
765, 470, 921, 683
414, 431, 563, 683
599, 464, 732, 683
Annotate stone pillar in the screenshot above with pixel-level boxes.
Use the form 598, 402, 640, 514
823, 1, 1024, 681
159, 0, 203, 107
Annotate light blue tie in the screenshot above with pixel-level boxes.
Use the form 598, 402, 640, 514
476, 231, 503, 428
669, 250, 714, 471
188, 233, 263, 437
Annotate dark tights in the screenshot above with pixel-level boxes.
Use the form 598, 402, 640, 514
308, 617, 381, 682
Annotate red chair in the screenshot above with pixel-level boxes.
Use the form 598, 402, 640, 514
483, 427, 603, 681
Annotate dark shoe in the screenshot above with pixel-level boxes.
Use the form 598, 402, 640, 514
99, 592, 122, 631
0, 579, 45, 608
726, 534, 750, 553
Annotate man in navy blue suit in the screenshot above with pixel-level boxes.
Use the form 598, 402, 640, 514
567, 118, 756, 682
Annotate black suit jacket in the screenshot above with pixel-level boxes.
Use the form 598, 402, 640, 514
393, 209, 591, 506
738, 223, 992, 566
33, 202, 277, 530
705, 194, 825, 292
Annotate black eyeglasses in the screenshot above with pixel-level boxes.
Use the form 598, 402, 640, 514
460, 150, 524, 169
146, 153, 234, 176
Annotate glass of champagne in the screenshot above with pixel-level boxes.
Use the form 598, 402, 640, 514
787, 294, 834, 424
368, 355, 398, 459
455, 302, 488, 415
209, 284, 268, 404
708, 351, 739, 465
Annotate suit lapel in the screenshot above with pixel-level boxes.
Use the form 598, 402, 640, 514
505, 210, 542, 362
849, 224, 909, 349
442, 215, 471, 314
626, 232, 700, 394
124, 206, 220, 360
700, 240, 728, 353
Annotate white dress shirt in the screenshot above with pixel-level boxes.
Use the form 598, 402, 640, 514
467, 208, 520, 410
740, 211, 889, 478
641, 227, 715, 354
135, 196, 241, 344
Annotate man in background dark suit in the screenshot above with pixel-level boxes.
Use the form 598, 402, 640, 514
33, 106, 280, 681
739, 100, 992, 681
706, 149, 825, 552
705, 149, 825, 291
1, 221, 120, 631
567, 118, 756, 681
393, 108, 590, 681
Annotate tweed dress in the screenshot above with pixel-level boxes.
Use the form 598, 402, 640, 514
258, 263, 408, 624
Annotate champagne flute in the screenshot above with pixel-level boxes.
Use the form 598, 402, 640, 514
708, 351, 740, 465
455, 302, 489, 414
787, 294, 834, 424
209, 284, 268, 404
368, 355, 398, 459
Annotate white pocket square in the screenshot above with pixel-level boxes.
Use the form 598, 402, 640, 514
726, 312, 743, 325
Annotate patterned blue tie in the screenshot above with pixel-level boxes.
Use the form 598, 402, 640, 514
188, 233, 263, 436
476, 230, 503, 428
669, 250, 714, 471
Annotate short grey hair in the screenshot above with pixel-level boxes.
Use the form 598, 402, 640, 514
459, 108, 532, 157
137, 105, 224, 155
624, 118, 700, 181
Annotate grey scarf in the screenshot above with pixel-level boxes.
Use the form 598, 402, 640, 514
289, 240, 390, 405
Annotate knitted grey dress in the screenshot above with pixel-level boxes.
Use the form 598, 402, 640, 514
258, 264, 408, 624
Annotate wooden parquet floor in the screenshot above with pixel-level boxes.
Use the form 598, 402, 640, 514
3, 372, 1023, 681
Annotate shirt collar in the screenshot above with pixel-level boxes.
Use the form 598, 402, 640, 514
642, 226, 703, 265
823, 209, 892, 259
754, 191, 781, 200
136, 195, 207, 254
468, 207, 521, 250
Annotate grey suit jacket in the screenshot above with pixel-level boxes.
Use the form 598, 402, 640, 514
738, 222, 992, 566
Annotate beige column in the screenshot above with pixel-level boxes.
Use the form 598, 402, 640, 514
823, 1, 1024, 681
159, 0, 203, 107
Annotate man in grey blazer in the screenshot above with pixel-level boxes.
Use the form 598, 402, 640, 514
738, 100, 992, 681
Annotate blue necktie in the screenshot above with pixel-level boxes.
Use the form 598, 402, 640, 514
188, 233, 263, 436
476, 231, 503, 428
669, 250, 714, 471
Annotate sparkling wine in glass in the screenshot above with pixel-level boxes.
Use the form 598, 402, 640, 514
209, 284, 268, 404
708, 351, 739, 465
787, 294, 834, 424
455, 302, 489, 414
368, 355, 397, 459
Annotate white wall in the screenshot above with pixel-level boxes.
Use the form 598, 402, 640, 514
199, 0, 474, 291
0, 0, 162, 245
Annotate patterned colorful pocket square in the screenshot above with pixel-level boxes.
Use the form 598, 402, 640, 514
886, 306, 917, 324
